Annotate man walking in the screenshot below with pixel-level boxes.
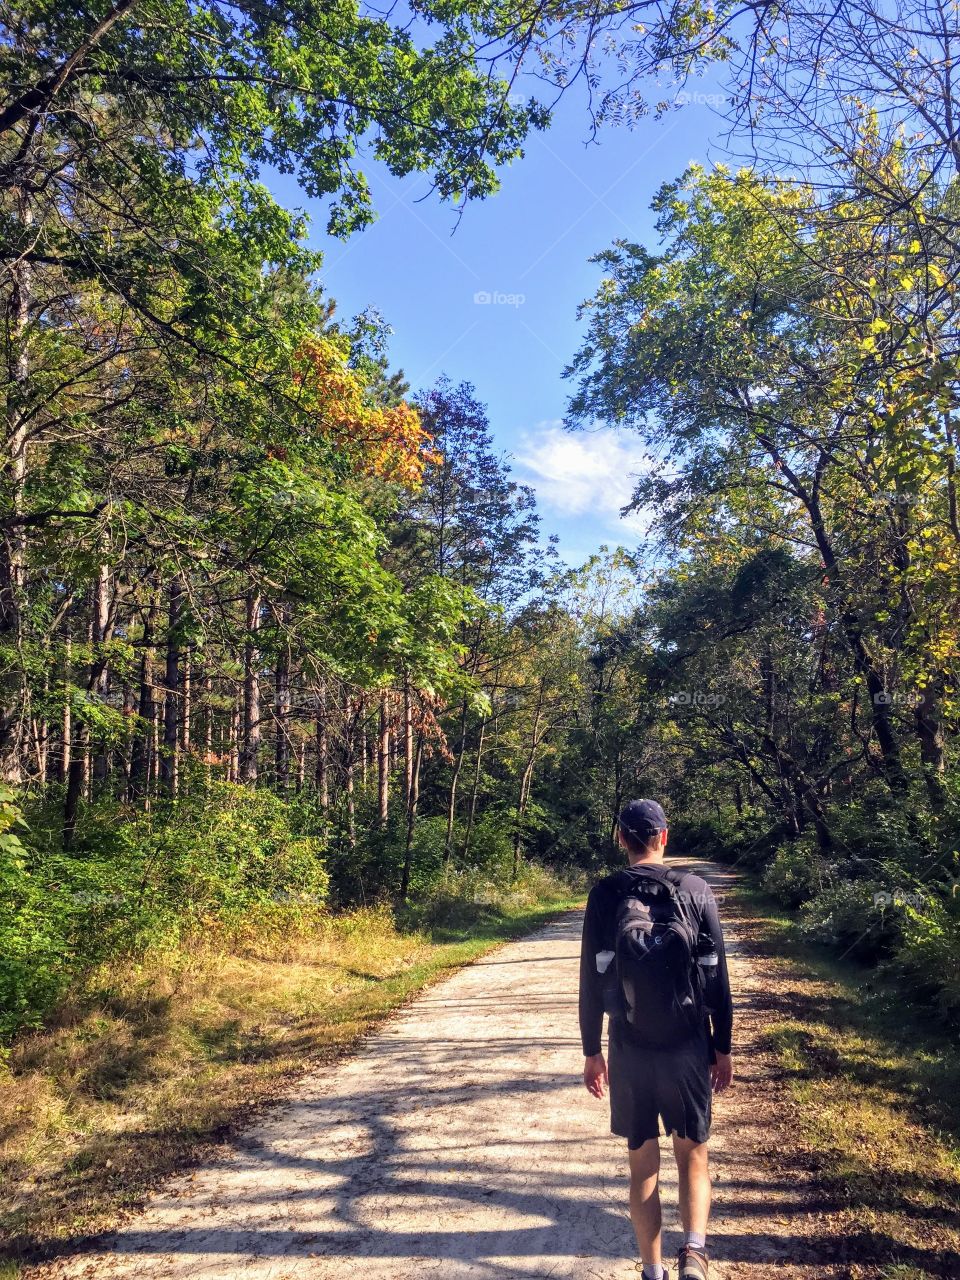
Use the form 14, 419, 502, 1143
579, 799, 734, 1280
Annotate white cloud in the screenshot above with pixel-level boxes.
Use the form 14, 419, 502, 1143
514, 420, 653, 538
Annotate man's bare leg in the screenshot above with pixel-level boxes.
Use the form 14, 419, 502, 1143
628, 1138, 662, 1266
672, 1136, 710, 1237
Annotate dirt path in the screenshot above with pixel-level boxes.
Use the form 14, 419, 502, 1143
43, 860, 837, 1280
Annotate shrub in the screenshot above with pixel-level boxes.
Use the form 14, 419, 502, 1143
140, 784, 330, 930
0, 783, 330, 1042
799, 876, 900, 962
892, 896, 960, 1023
826, 798, 929, 873
762, 842, 825, 908
0, 787, 73, 1039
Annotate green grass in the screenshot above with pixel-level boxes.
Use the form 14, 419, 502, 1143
733, 880, 960, 1279
0, 881, 581, 1274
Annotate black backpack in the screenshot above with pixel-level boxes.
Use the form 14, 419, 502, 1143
613, 868, 703, 1049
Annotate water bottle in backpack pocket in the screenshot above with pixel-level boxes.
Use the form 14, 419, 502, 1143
595, 948, 622, 1015
696, 935, 720, 1014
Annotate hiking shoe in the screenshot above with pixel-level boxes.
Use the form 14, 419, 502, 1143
677, 1246, 708, 1280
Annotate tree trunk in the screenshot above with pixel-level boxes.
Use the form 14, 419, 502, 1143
400, 732, 425, 902
511, 695, 544, 881
159, 577, 182, 797
120, 678, 135, 790
202, 669, 213, 788
182, 645, 192, 754
0, 191, 31, 780
314, 679, 329, 807
916, 682, 947, 809
462, 714, 487, 861
344, 693, 356, 848
228, 694, 240, 783
91, 564, 111, 784
442, 700, 469, 868
275, 638, 290, 793
239, 591, 261, 784
403, 675, 413, 805
59, 631, 72, 783
759, 442, 908, 792
150, 697, 160, 791
33, 659, 49, 779
63, 721, 90, 847
377, 691, 390, 825
63, 576, 115, 846
129, 596, 156, 799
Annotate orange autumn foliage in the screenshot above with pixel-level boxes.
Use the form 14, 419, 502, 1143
293, 335, 437, 488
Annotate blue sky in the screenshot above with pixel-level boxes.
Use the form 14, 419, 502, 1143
269, 76, 728, 566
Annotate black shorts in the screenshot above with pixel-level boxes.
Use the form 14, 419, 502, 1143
608, 1019, 712, 1148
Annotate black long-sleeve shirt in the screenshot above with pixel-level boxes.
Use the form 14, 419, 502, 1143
578, 862, 733, 1058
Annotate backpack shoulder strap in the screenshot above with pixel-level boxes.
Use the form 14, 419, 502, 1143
659, 868, 701, 940
661, 867, 696, 909
660, 867, 688, 892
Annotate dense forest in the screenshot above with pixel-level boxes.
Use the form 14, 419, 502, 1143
3, 0, 960, 1066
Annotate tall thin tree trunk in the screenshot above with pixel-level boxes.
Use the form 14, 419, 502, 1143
388, 691, 398, 775
150, 698, 160, 793
120, 679, 135, 789
462, 714, 487, 861
345, 694, 357, 847
400, 732, 425, 902
91, 564, 111, 784
182, 645, 192, 753
160, 576, 183, 798
275, 637, 291, 793
63, 713, 90, 833
512, 696, 544, 881
59, 631, 72, 783
403, 676, 413, 805
239, 591, 261, 784
228, 694, 240, 783
64, 578, 114, 846
202, 670, 213, 788
0, 192, 31, 781
32, 665, 48, 779
130, 596, 157, 799
442, 700, 469, 868
314, 679, 328, 807
377, 691, 390, 826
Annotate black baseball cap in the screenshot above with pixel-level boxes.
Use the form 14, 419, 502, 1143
617, 798, 668, 843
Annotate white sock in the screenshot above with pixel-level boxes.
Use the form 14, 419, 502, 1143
641, 1266, 665, 1280
684, 1231, 706, 1251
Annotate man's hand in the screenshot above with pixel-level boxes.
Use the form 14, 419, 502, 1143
711, 1051, 733, 1094
583, 1052, 608, 1099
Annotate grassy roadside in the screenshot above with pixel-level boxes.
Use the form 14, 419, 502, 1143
729, 879, 960, 1280
0, 880, 582, 1276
